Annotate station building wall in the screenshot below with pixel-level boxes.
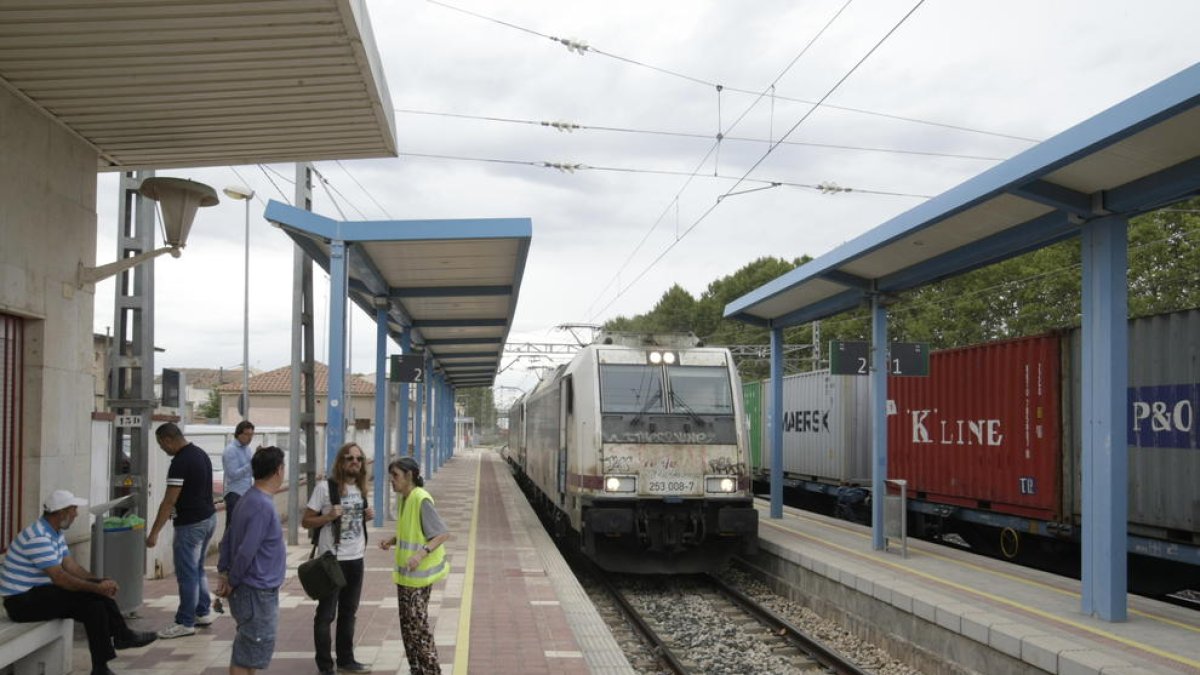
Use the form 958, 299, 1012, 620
0, 84, 100, 550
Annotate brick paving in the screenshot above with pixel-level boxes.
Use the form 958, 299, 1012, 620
78, 449, 632, 675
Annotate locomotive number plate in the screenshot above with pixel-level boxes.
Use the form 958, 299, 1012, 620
645, 478, 697, 494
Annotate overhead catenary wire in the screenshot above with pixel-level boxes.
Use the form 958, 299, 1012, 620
587, 0, 928, 322
586, 0, 856, 318
335, 159, 394, 219
426, 0, 1040, 144
256, 164, 292, 205
312, 165, 370, 221
394, 108, 1008, 162
397, 150, 933, 199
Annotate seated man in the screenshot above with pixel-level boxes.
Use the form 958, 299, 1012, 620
1, 489, 156, 675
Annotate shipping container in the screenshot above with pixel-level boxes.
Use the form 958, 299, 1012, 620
775, 370, 871, 484
1065, 309, 1200, 537
743, 380, 762, 472
887, 334, 1062, 521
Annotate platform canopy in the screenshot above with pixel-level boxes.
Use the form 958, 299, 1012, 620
724, 63, 1200, 328
265, 201, 532, 387
0, 0, 396, 169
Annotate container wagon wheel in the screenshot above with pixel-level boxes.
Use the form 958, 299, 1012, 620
999, 527, 1020, 559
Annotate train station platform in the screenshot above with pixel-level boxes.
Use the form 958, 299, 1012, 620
747, 502, 1200, 675
82, 448, 634, 675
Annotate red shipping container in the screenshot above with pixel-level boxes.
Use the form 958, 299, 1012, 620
887, 334, 1061, 521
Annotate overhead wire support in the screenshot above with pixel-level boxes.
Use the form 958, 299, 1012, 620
587, 0, 929, 322
426, 0, 1039, 144
394, 108, 1008, 162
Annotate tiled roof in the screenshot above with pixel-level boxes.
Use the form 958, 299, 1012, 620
216, 362, 374, 395
156, 367, 249, 389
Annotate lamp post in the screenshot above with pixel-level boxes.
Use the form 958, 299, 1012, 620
223, 185, 255, 419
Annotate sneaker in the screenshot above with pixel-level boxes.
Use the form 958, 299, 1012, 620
114, 630, 157, 650
157, 623, 196, 639
195, 613, 217, 627
337, 663, 372, 673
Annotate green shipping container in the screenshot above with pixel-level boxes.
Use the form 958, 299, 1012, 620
742, 380, 762, 473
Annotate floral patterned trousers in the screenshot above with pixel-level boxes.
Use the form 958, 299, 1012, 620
396, 585, 439, 674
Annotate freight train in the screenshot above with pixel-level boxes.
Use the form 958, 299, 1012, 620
743, 308, 1200, 598
504, 332, 759, 573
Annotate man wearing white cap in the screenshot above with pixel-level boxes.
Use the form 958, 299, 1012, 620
1, 489, 156, 675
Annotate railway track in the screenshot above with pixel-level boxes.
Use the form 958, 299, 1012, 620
578, 555, 871, 675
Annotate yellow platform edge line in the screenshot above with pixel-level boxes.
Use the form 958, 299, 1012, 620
452, 455, 483, 675
761, 519, 1200, 670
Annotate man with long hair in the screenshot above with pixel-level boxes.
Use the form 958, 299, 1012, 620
301, 442, 375, 674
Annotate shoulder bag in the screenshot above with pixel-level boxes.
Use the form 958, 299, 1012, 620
297, 479, 347, 600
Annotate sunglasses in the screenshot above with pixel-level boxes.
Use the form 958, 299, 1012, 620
344, 456, 364, 463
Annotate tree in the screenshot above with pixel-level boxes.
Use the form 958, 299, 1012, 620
198, 389, 221, 420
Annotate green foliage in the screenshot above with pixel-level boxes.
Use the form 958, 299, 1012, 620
198, 389, 221, 420
456, 387, 496, 436
599, 200, 1200, 377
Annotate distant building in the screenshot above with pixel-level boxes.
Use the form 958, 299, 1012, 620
153, 367, 254, 423
216, 362, 376, 428
91, 333, 166, 412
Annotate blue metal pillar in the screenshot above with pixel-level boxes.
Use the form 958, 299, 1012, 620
399, 331, 411, 456
424, 353, 434, 475
326, 240, 348, 471
413, 352, 424, 465
1081, 215, 1129, 622
437, 379, 447, 468
870, 295, 888, 551
768, 324, 783, 519
372, 306, 387, 527
445, 382, 455, 462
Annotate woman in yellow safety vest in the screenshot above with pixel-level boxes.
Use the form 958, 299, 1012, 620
379, 457, 450, 675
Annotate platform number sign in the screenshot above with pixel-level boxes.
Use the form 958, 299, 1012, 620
888, 342, 929, 377
829, 341, 929, 376
390, 354, 425, 383
829, 341, 870, 375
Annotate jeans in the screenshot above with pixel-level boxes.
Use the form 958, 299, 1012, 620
224, 492, 241, 527
230, 585, 280, 670
314, 557, 364, 671
173, 513, 216, 627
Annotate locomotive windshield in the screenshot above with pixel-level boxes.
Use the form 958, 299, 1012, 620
666, 365, 734, 414
599, 364, 666, 413
599, 361, 737, 444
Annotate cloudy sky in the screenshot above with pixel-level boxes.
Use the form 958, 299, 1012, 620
92, 0, 1200, 405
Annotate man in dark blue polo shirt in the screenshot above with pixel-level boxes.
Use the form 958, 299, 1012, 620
147, 423, 217, 639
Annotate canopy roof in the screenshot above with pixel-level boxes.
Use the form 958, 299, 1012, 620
725, 63, 1200, 327
0, 0, 396, 169
265, 201, 532, 388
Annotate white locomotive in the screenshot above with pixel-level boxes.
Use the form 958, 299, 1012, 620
505, 332, 758, 573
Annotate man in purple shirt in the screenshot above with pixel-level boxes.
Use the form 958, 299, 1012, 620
216, 446, 287, 675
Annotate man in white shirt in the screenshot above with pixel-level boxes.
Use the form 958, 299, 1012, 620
301, 443, 375, 674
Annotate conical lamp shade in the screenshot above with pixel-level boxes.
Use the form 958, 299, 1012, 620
138, 177, 219, 247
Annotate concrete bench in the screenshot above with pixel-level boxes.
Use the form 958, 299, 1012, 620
0, 605, 73, 675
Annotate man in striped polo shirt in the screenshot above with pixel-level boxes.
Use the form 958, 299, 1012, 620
1, 489, 156, 675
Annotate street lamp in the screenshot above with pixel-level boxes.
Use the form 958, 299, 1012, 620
223, 185, 255, 419
78, 177, 218, 286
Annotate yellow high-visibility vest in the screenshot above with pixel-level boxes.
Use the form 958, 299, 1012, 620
392, 487, 448, 587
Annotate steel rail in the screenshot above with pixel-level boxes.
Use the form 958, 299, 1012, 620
707, 573, 872, 675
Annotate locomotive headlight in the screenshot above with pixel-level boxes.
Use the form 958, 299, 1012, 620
604, 475, 636, 493
705, 476, 736, 493
648, 351, 663, 364
662, 351, 676, 364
